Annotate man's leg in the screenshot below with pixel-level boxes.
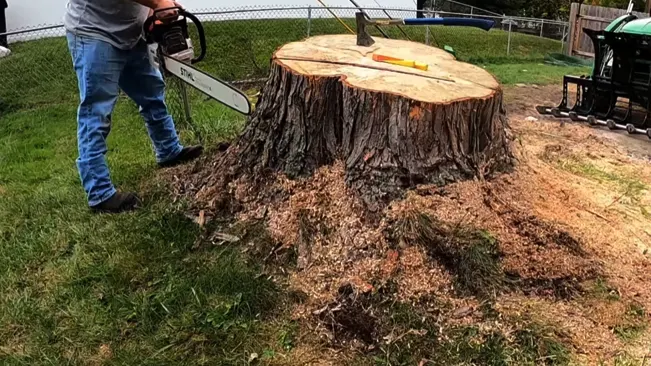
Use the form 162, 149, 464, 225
119, 41, 201, 166
67, 33, 136, 210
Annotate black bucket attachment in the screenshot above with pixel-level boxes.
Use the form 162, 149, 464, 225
536, 27, 651, 139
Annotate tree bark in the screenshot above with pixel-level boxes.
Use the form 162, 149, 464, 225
234, 35, 513, 208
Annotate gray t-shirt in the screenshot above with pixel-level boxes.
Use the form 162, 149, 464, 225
64, 0, 150, 50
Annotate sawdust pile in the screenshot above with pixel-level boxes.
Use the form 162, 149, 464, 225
166, 85, 651, 363
172, 154, 599, 305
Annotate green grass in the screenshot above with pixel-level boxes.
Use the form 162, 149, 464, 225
612, 302, 648, 343
612, 323, 647, 342
561, 160, 647, 197
375, 315, 571, 365
555, 157, 651, 223
484, 63, 591, 85
393, 211, 505, 299
0, 16, 589, 365
590, 278, 622, 302
0, 37, 77, 114
334, 285, 571, 365
0, 101, 295, 364
542, 150, 649, 217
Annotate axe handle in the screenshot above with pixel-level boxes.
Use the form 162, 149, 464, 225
372, 0, 411, 40
374, 19, 408, 26
349, 0, 391, 39
403, 17, 495, 31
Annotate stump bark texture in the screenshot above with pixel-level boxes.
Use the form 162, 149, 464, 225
235, 35, 513, 206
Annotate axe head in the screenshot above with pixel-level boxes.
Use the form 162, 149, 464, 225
356, 12, 375, 47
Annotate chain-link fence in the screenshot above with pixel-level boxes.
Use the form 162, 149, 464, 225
0, 26, 72, 115
425, 0, 502, 17
0, 5, 569, 138
160, 6, 569, 137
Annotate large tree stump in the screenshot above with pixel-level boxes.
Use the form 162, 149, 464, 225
235, 35, 512, 207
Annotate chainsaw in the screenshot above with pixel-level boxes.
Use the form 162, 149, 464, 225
143, 7, 251, 115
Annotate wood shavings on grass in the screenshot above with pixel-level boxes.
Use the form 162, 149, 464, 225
162, 85, 651, 364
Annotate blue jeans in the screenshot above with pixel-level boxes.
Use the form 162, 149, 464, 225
66, 33, 183, 207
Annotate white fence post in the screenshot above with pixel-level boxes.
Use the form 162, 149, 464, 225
425, 7, 432, 46
179, 82, 193, 125
307, 6, 312, 37
507, 17, 512, 56
425, 21, 430, 45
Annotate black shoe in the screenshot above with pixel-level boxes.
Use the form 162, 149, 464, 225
158, 145, 204, 168
90, 191, 141, 214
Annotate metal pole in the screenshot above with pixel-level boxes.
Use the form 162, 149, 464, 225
307, 6, 312, 37
561, 23, 567, 52
179, 81, 193, 125
507, 17, 512, 56
425, 8, 431, 46
470, 6, 474, 18
540, 19, 544, 38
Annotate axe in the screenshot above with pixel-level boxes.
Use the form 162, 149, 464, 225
356, 12, 496, 47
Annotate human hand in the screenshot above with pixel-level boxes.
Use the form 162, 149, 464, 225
153, 0, 180, 21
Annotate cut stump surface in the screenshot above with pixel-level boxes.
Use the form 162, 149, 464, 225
235, 35, 513, 208
275, 35, 499, 103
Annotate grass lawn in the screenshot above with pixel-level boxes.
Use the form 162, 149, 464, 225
484, 63, 590, 85
0, 102, 292, 364
0, 17, 590, 365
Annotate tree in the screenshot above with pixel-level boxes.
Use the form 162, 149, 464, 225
522, 0, 571, 18
594, 0, 644, 10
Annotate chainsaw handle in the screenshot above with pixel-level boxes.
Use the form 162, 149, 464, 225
143, 7, 207, 64
143, 7, 183, 39
181, 10, 207, 64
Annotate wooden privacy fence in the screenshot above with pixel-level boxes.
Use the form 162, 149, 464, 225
567, 2, 648, 58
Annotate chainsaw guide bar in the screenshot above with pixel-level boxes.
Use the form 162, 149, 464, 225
144, 7, 252, 116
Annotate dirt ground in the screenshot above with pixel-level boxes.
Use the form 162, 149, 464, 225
168, 84, 651, 365
500, 85, 651, 362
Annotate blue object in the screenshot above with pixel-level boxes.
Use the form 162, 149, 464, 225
66, 32, 184, 207
403, 17, 495, 31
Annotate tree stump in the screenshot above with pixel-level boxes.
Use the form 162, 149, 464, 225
235, 35, 512, 207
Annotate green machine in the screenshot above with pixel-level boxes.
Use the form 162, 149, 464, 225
537, 1, 651, 139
